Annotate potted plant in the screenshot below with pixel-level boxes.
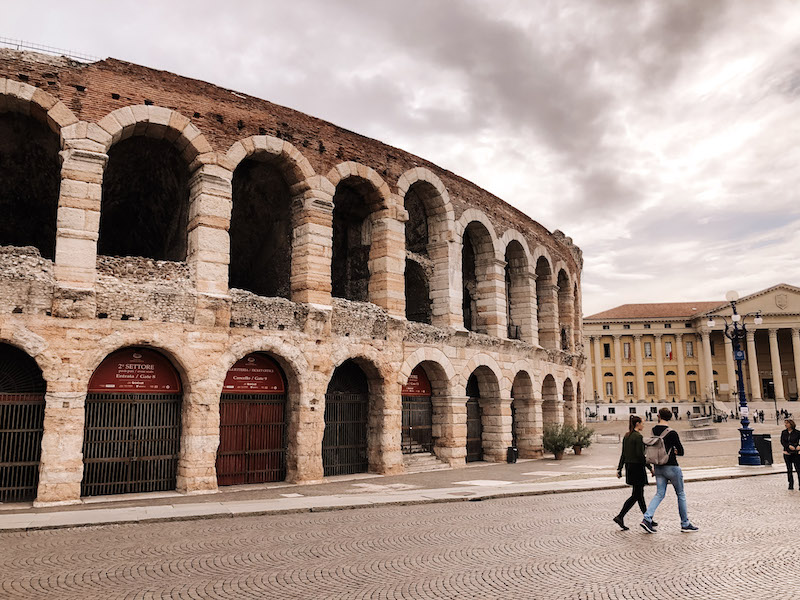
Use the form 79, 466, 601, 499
572, 424, 595, 455
542, 423, 576, 460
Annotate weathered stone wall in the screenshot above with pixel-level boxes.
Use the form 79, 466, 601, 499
0, 246, 54, 315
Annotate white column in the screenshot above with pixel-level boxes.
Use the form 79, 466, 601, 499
792, 328, 800, 402
676, 333, 687, 401
654, 333, 666, 402
593, 336, 603, 400
746, 330, 762, 402
634, 334, 645, 402
700, 329, 713, 402
584, 336, 595, 402
723, 336, 737, 402
613, 335, 624, 402
769, 328, 785, 402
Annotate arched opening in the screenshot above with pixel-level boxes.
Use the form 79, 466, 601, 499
563, 378, 576, 426
401, 365, 433, 455
557, 269, 573, 351
229, 157, 292, 298
541, 374, 562, 426
99, 137, 189, 261
0, 344, 46, 502
535, 257, 557, 349
461, 222, 493, 333
465, 366, 503, 462
404, 183, 429, 254
573, 283, 582, 350
217, 353, 288, 485
331, 179, 376, 302
576, 382, 583, 424
505, 241, 532, 341
82, 347, 183, 497
511, 371, 538, 456
405, 259, 432, 324
0, 112, 60, 259
323, 359, 369, 476
465, 373, 483, 462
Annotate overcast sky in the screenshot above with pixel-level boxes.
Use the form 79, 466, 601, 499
5, 1, 800, 315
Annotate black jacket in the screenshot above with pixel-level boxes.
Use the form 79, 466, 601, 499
617, 430, 647, 470
781, 429, 800, 454
652, 424, 684, 466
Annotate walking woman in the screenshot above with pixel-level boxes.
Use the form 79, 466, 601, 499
614, 415, 655, 530
780, 418, 800, 490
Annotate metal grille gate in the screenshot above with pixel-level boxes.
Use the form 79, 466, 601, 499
402, 397, 433, 454
82, 393, 181, 496
217, 393, 286, 485
323, 360, 369, 477
466, 374, 483, 462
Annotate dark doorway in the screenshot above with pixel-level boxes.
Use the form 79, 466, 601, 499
405, 259, 432, 324
0, 344, 46, 503
466, 374, 483, 462
82, 348, 182, 497
763, 379, 775, 400
217, 353, 287, 485
401, 365, 433, 454
331, 182, 372, 302
323, 360, 369, 476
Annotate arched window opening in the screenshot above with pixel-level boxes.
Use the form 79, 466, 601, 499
535, 256, 557, 349
563, 379, 576, 426
461, 222, 493, 333
573, 283, 581, 349
541, 374, 561, 426
510, 371, 536, 455
557, 269, 573, 351
323, 359, 369, 476
229, 157, 292, 298
404, 184, 429, 254
0, 113, 60, 259
462, 230, 478, 331
465, 373, 483, 462
505, 241, 531, 341
405, 259, 432, 324
99, 137, 189, 261
332, 181, 373, 302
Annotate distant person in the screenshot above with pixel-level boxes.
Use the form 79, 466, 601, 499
781, 419, 800, 490
614, 415, 655, 531
686, 410, 691, 421
640, 408, 699, 533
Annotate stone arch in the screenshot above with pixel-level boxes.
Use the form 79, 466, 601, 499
573, 281, 582, 350
460, 218, 504, 336
224, 136, 316, 299
563, 377, 577, 426
464, 361, 508, 462
535, 253, 558, 350
0, 327, 59, 385
556, 265, 574, 352
541, 373, 563, 426
0, 78, 79, 136
504, 235, 535, 343
576, 380, 584, 425
326, 162, 394, 210
399, 347, 456, 387
511, 369, 542, 458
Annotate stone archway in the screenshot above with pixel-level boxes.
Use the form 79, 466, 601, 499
511, 370, 542, 458
541, 374, 563, 426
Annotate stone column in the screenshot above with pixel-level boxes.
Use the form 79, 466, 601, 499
746, 330, 762, 402
480, 397, 513, 462
613, 334, 624, 402
176, 378, 221, 494
584, 336, 595, 402
723, 336, 737, 402
699, 329, 713, 401
286, 372, 326, 483
769, 328, 786, 402
506, 266, 537, 344
593, 336, 604, 400
515, 392, 543, 458
53, 148, 108, 319
537, 280, 560, 350
291, 176, 334, 305
676, 333, 687, 401
369, 376, 404, 475
792, 329, 800, 402
427, 239, 464, 329
368, 204, 407, 319
431, 396, 468, 466
654, 333, 666, 402
558, 285, 575, 352
473, 257, 508, 338
634, 334, 645, 402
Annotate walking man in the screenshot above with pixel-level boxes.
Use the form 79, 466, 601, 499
641, 408, 699, 533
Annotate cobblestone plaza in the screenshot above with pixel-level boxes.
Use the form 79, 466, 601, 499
0, 475, 794, 599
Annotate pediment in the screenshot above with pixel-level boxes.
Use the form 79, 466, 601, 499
706, 284, 800, 316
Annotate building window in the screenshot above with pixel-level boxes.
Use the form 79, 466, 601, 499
689, 380, 697, 395
685, 341, 694, 357
626, 381, 634, 396
623, 324, 630, 329
644, 342, 652, 358
602, 325, 610, 330
647, 381, 655, 395
685, 323, 691, 328
608, 407, 616, 414
667, 381, 676, 395
629, 407, 636, 414
665, 341, 673, 359
710, 341, 715, 356
650, 407, 658, 413
644, 324, 651, 329
623, 343, 631, 359
603, 343, 611, 358
605, 382, 613, 396
665, 323, 671, 329
714, 380, 719, 394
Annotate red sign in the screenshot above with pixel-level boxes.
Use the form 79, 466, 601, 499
402, 365, 432, 396
89, 348, 181, 393
223, 353, 285, 393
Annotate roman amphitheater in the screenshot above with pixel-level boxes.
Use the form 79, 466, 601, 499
0, 48, 585, 506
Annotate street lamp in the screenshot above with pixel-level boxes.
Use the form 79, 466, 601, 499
706, 290, 762, 466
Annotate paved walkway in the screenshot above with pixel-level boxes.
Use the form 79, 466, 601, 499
0, 475, 795, 600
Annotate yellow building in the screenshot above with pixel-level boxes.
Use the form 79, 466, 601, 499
583, 284, 800, 421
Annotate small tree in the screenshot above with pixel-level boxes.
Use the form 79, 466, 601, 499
571, 423, 595, 454
542, 423, 576, 459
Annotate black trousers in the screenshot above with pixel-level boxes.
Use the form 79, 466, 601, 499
618, 484, 646, 518
785, 455, 800, 486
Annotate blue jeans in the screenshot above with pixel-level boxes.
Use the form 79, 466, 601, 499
644, 465, 690, 527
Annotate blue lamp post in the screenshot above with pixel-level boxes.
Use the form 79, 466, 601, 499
706, 291, 762, 466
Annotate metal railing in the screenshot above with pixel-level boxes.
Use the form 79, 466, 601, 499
0, 36, 100, 63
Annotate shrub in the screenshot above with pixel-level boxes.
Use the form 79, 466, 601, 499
572, 424, 595, 449
542, 423, 576, 456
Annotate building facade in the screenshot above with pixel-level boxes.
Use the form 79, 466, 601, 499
584, 284, 800, 421
0, 49, 584, 506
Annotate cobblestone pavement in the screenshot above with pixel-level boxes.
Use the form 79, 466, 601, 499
0, 475, 795, 600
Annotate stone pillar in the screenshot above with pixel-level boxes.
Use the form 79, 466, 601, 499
541, 394, 564, 425
593, 336, 604, 399
676, 333, 687, 401
558, 285, 575, 352
514, 395, 543, 458
427, 239, 463, 329
537, 281, 560, 350
476, 257, 508, 338
368, 204, 407, 319
723, 336, 737, 402
35, 389, 86, 506
698, 330, 712, 401
654, 333, 666, 402
176, 379, 221, 494
52, 148, 108, 319
792, 329, 800, 402
432, 396, 468, 466
369, 375, 404, 475
746, 330, 762, 402
291, 176, 334, 305
768, 328, 786, 402
613, 335, 624, 402
286, 377, 326, 483
634, 334, 645, 402
507, 266, 537, 343
584, 336, 595, 402
480, 397, 513, 462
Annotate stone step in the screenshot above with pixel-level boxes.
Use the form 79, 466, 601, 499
403, 452, 451, 473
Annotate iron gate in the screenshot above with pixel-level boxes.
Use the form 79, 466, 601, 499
402, 396, 433, 454
217, 393, 286, 485
466, 397, 483, 462
323, 392, 368, 476
511, 400, 518, 448
82, 393, 182, 496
